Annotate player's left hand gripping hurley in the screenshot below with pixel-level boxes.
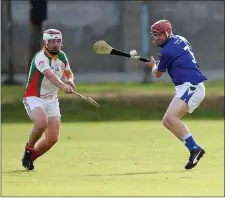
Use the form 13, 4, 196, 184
93, 40, 150, 63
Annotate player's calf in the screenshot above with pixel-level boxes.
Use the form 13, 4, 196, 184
34, 117, 60, 156
161, 115, 187, 142
44, 116, 60, 148
47, 136, 59, 146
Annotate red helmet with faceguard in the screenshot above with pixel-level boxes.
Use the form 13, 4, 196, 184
151, 19, 172, 35
150, 20, 172, 46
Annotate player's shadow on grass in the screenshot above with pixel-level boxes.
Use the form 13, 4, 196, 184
2, 170, 36, 174
85, 170, 187, 177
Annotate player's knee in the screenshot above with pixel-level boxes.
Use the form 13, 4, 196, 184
162, 117, 168, 128
162, 115, 174, 128
36, 119, 48, 131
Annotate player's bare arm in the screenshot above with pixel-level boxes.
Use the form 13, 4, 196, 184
147, 56, 163, 78
64, 69, 75, 88
42, 68, 73, 93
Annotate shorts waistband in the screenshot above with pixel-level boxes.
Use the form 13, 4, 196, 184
175, 82, 201, 86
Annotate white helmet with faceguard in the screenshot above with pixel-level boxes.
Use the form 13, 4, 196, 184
43, 29, 63, 55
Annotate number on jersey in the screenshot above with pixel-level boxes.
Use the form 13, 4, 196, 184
183, 45, 197, 64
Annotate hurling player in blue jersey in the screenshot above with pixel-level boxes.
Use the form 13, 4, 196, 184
147, 19, 207, 170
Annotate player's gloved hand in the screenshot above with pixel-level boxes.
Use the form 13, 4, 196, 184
147, 56, 156, 68
63, 84, 74, 94
67, 80, 76, 89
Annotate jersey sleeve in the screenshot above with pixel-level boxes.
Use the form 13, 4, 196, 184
157, 50, 171, 72
64, 53, 71, 71
35, 56, 51, 73
59, 51, 71, 71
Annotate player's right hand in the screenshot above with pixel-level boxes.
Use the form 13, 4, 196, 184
63, 84, 74, 94
147, 56, 156, 68
67, 80, 76, 89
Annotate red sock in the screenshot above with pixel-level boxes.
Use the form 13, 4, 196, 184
25, 143, 33, 152
25, 143, 41, 161
31, 150, 41, 161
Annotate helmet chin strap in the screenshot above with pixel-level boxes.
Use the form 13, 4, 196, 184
165, 31, 173, 38
165, 31, 169, 38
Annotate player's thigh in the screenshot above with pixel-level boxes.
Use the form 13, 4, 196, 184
46, 99, 61, 118
30, 107, 48, 127
175, 82, 205, 114
23, 97, 48, 125
164, 97, 189, 119
188, 82, 205, 113
45, 116, 61, 141
44, 99, 61, 140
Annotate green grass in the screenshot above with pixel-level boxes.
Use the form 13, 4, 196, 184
2, 120, 224, 196
1, 81, 224, 103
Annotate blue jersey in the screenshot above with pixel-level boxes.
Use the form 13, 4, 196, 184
157, 35, 207, 86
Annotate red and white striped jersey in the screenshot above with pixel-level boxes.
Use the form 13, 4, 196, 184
24, 48, 71, 99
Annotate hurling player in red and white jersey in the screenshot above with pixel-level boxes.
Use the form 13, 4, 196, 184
22, 29, 75, 170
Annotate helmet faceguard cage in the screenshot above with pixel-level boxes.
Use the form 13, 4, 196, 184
43, 29, 63, 55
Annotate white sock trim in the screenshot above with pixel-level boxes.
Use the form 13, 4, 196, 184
183, 133, 192, 144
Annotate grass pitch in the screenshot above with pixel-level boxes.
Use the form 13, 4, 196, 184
2, 120, 224, 196
2, 81, 224, 103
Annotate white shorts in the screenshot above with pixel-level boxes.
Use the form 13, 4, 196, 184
175, 82, 205, 113
23, 96, 61, 118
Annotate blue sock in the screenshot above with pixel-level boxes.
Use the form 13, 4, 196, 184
183, 134, 199, 151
